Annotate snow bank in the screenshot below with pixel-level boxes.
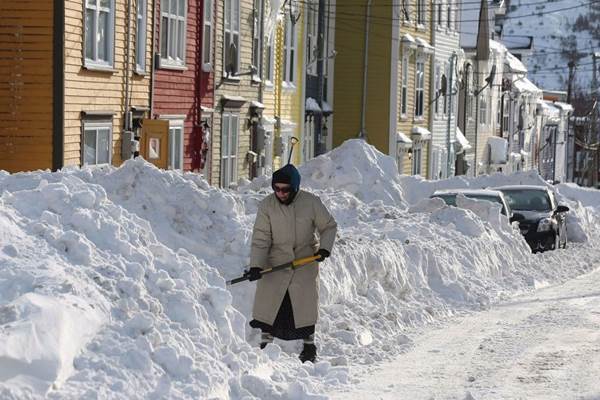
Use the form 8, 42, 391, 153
1, 139, 600, 399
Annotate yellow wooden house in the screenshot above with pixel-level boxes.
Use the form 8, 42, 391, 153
332, 0, 434, 177
1, 0, 154, 173
262, 1, 306, 171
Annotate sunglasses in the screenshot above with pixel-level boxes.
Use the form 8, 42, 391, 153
273, 185, 292, 193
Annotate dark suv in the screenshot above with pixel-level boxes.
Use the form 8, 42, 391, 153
494, 185, 569, 252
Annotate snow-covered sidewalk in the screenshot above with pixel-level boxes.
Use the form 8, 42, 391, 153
327, 265, 600, 400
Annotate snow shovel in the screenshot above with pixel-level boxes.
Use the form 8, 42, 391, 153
226, 255, 320, 286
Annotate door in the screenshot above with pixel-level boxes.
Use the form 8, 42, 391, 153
140, 119, 169, 168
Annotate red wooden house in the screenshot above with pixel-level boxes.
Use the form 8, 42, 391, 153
147, 0, 214, 173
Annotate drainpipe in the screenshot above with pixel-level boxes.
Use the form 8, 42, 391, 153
446, 52, 456, 177
124, 0, 133, 132
150, 0, 157, 117
359, 0, 372, 140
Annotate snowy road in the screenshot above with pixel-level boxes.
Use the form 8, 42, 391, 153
328, 267, 600, 400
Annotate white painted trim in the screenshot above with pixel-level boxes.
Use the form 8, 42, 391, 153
389, 0, 400, 157
326, 0, 336, 153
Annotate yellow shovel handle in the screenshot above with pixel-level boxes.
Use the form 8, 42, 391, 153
292, 255, 321, 268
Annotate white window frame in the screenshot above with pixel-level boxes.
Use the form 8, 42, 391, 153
283, 14, 297, 86
84, 0, 115, 69
434, 64, 441, 116
136, 0, 147, 73
202, 0, 214, 72
160, 0, 187, 68
224, 0, 241, 77
251, 0, 263, 80
416, 0, 425, 27
402, 0, 411, 22
415, 60, 425, 118
221, 112, 239, 187
401, 55, 409, 118
436, 2, 443, 29
479, 93, 487, 127
167, 119, 184, 170
306, 0, 318, 76
265, 34, 274, 84
82, 121, 113, 165
447, 0, 452, 30
412, 144, 422, 175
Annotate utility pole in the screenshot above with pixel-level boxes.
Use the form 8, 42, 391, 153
593, 52, 600, 187
446, 52, 457, 177
567, 61, 575, 104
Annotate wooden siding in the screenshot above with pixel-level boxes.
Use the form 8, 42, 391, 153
63, 0, 153, 167
332, 0, 393, 155
210, 0, 261, 186
0, 0, 54, 172
153, 0, 213, 172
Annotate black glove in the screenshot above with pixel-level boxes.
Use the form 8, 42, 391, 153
245, 267, 263, 281
314, 249, 330, 262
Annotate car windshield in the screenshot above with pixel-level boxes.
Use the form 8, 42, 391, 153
431, 193, 507, 215
501, 189, 552, 212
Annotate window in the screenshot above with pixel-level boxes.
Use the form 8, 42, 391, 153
136, 0, 147, 73
224, 0, 240, 76
503, 100, 510, 135
479, 94, 487, 126
160, 0, 186, 68
434, 65, 441, 115
306, 1, 318, 76
82, 122, 112, 165
437, 2, 443, 27
447, 1, 452, 30
283, 14, 297, 84
402, 0, 410, 21
401, 57, 408, 117
443, 64, 448, 115
168, 120, 184, 170
252, 0, 263, 79
221, 113, 239, 187
417, 0, 425, 26
202, 0, 213, 71
84, 0, 115, 68
265, 35, 274, 83
412, 146, 422, 175
415, 61, 425, 118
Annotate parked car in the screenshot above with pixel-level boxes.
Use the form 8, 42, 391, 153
494, 185, 569, 252
429, 189, 517, 220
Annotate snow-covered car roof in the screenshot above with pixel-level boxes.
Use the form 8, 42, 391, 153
493, 185, 550, 192
431, 188, 505, 197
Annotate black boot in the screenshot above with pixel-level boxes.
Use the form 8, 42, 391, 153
299, 343, 317, 363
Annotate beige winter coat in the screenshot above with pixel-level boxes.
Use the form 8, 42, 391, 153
250, 190, 337, 328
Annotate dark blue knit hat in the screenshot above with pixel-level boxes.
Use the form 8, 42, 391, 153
272, 164, 301, 192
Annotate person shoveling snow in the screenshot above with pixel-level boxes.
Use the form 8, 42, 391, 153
246, 164, 337, 363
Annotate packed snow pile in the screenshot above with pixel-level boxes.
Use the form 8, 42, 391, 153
1, 139, 600, 399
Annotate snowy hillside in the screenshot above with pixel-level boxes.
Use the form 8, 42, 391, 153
1, 140, 600, 399
501, 0, 595, 92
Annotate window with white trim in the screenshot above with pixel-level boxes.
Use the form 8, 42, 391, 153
479, 93, 487, 126
434, 64, 441, 115
402, 0, 410, 21
306, 0, 318, 76
265, 34, 274, 83
160, 0, 186, 67
283, 14, 297, 84
84, 0, 115, 68
168, 120, 184, 170
252, 0, 263, 79
437, 2, 443, 28
82, 121, 112, 165
412, 145, 422, 175
415, 61, 425, 118
202, 0, 213, 71
447, 0, 452, 30
221, 113, 239, 187
401, 56, 408, 117
443, 64, 448, 115
136, 0, 147, 73
417, 0, 425, 26
224, 0, 240, 76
